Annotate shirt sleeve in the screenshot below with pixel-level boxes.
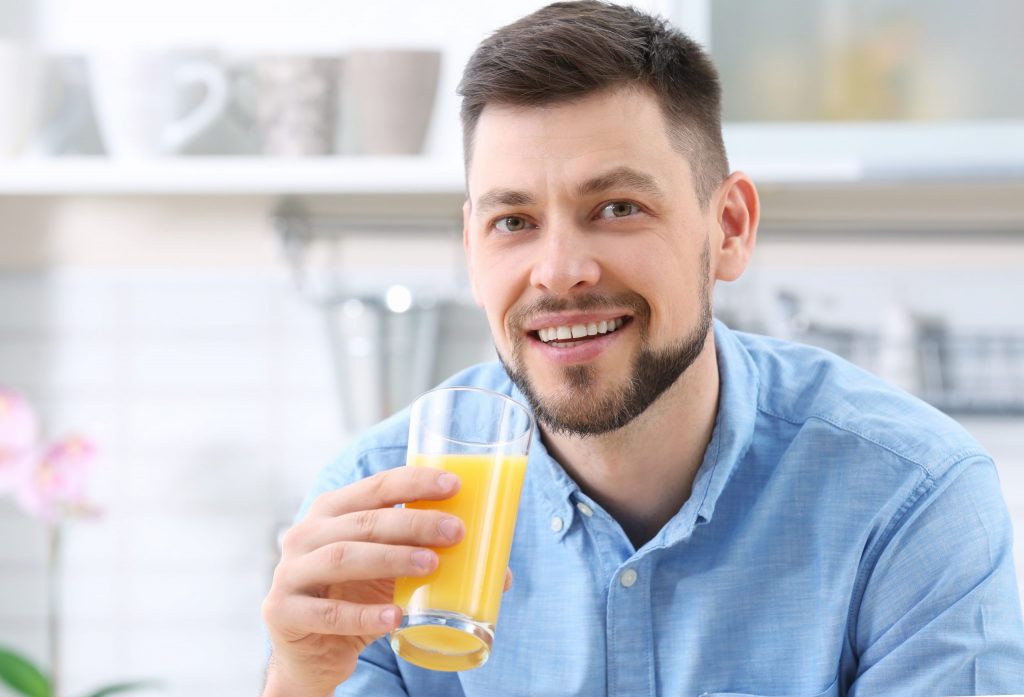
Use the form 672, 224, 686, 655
849, 455, 1024, 695
332, 637, 410, 696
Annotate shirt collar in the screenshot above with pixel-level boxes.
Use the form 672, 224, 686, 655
506, 318, 761, 545
508, 380, 580, 540
658, 319, 760, 545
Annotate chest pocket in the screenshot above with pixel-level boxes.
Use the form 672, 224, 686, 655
700, 675, 839, 697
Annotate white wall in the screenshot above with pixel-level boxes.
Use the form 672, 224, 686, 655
0, 266, 343, 695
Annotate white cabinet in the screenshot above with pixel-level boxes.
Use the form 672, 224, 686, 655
671, 0, 1024, 180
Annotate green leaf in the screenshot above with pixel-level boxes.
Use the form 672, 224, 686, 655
78, 681, 161, 697
0, 648, 51, 697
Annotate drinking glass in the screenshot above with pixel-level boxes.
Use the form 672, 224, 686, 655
390, 386, 534, 671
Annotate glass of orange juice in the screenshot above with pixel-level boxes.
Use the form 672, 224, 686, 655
390, 386, 534, 672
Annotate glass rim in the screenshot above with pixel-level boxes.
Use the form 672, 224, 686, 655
412, 385, 535, 450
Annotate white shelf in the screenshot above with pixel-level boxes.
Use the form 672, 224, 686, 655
0, 154, 943, 197
0, 156, 468, 196
0, 134, 1021, 198
724, 122, 1024, 183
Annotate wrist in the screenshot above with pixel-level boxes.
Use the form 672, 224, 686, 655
263, 662, 336, 697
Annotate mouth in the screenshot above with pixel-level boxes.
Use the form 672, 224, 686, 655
528, 315, 632, 348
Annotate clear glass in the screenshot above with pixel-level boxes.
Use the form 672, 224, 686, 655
390, 386, 534, 672
709, 0, 1024, 122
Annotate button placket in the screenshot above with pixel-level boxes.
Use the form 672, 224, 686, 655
606, 558, 654, 696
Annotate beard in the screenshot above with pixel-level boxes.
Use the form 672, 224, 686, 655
498, 238, 713, 437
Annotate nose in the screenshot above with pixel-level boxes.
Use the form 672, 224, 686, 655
528, 228, 601, 295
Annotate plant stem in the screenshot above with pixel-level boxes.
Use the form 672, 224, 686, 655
47, 522, 62, 697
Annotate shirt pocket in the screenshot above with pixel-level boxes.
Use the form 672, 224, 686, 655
700, 675, 839, 697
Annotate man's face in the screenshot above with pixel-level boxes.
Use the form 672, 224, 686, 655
463, 87, 718, 436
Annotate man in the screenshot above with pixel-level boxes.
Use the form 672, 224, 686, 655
261, 2, 1024, 695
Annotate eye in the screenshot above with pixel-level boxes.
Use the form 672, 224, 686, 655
494, 215, 533, 233
598, 201, 640, 219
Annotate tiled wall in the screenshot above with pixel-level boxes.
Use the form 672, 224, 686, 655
0, 267, 492, 697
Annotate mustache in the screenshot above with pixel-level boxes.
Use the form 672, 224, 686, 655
507, 292, 651, 332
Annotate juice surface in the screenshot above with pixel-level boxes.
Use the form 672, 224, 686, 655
390, 624, 491, 672
393, 453, 528, 625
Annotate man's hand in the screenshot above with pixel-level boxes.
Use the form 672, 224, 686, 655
261, 467, 465, 696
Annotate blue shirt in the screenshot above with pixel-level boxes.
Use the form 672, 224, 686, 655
300, 320, 1024, 696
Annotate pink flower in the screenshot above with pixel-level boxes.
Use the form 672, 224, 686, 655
14, 435, 99, 523
0, 388, 39, 493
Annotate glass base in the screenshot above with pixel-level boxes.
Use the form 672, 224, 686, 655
390, 611, 494, 672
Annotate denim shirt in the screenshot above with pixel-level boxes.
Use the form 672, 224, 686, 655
300, 320, 1024, 696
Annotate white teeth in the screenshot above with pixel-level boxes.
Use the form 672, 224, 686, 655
536, 317, 628, 343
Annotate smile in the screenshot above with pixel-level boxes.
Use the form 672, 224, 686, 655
533, 316, 630, 347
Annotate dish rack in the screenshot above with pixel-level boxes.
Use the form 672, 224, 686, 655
792, 323, 1024, 415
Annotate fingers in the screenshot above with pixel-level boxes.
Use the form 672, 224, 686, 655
310, 467, 460, 518
268, 595, 403, 638
504, 568, 513, 593
284, 541, 439, 591
291, 507, 464, 554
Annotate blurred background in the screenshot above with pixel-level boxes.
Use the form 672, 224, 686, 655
0, 0, 1022, 695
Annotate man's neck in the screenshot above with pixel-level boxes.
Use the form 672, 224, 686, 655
538, 333, 720, 550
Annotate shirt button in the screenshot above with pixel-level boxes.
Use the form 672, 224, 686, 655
576, 502, 594, 517
620, 569, 638, 588
550, 516, 564, 533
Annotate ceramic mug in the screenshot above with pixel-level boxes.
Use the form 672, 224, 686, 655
30, 51, 105, 156
0, 40, 43, 157
87, 48, 229, 158
337, 49, 441, 155
243, 54, 339, 156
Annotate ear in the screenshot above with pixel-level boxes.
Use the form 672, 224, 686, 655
462, 199, 484, 308
711, 171, 759, 282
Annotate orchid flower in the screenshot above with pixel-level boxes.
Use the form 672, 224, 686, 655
0, 388, 39, 493
0, 388, 155, 697
14, 435, 99, 523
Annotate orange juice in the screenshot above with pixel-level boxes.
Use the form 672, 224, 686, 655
391, 452, 528, 671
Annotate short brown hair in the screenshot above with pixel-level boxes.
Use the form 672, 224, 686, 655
458, 0, 729, 208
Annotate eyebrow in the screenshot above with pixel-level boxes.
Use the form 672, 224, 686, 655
577, 166, 665, 199
475, 188, 535, 215
474, 166, 665, 216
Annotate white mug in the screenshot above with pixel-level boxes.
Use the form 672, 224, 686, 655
88, 49, 229, 158
31, 52, 105, 156
0, 40, 43, 158
244, 55, 338, 156
338, 49, 441, 155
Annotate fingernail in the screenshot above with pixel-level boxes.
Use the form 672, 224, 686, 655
412, 549, 436, 571
439, 517, 461, 542
380, 608, 399, 626
437, 472, 458, 491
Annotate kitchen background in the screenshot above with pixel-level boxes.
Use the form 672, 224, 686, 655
0, 0, 1022, 695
